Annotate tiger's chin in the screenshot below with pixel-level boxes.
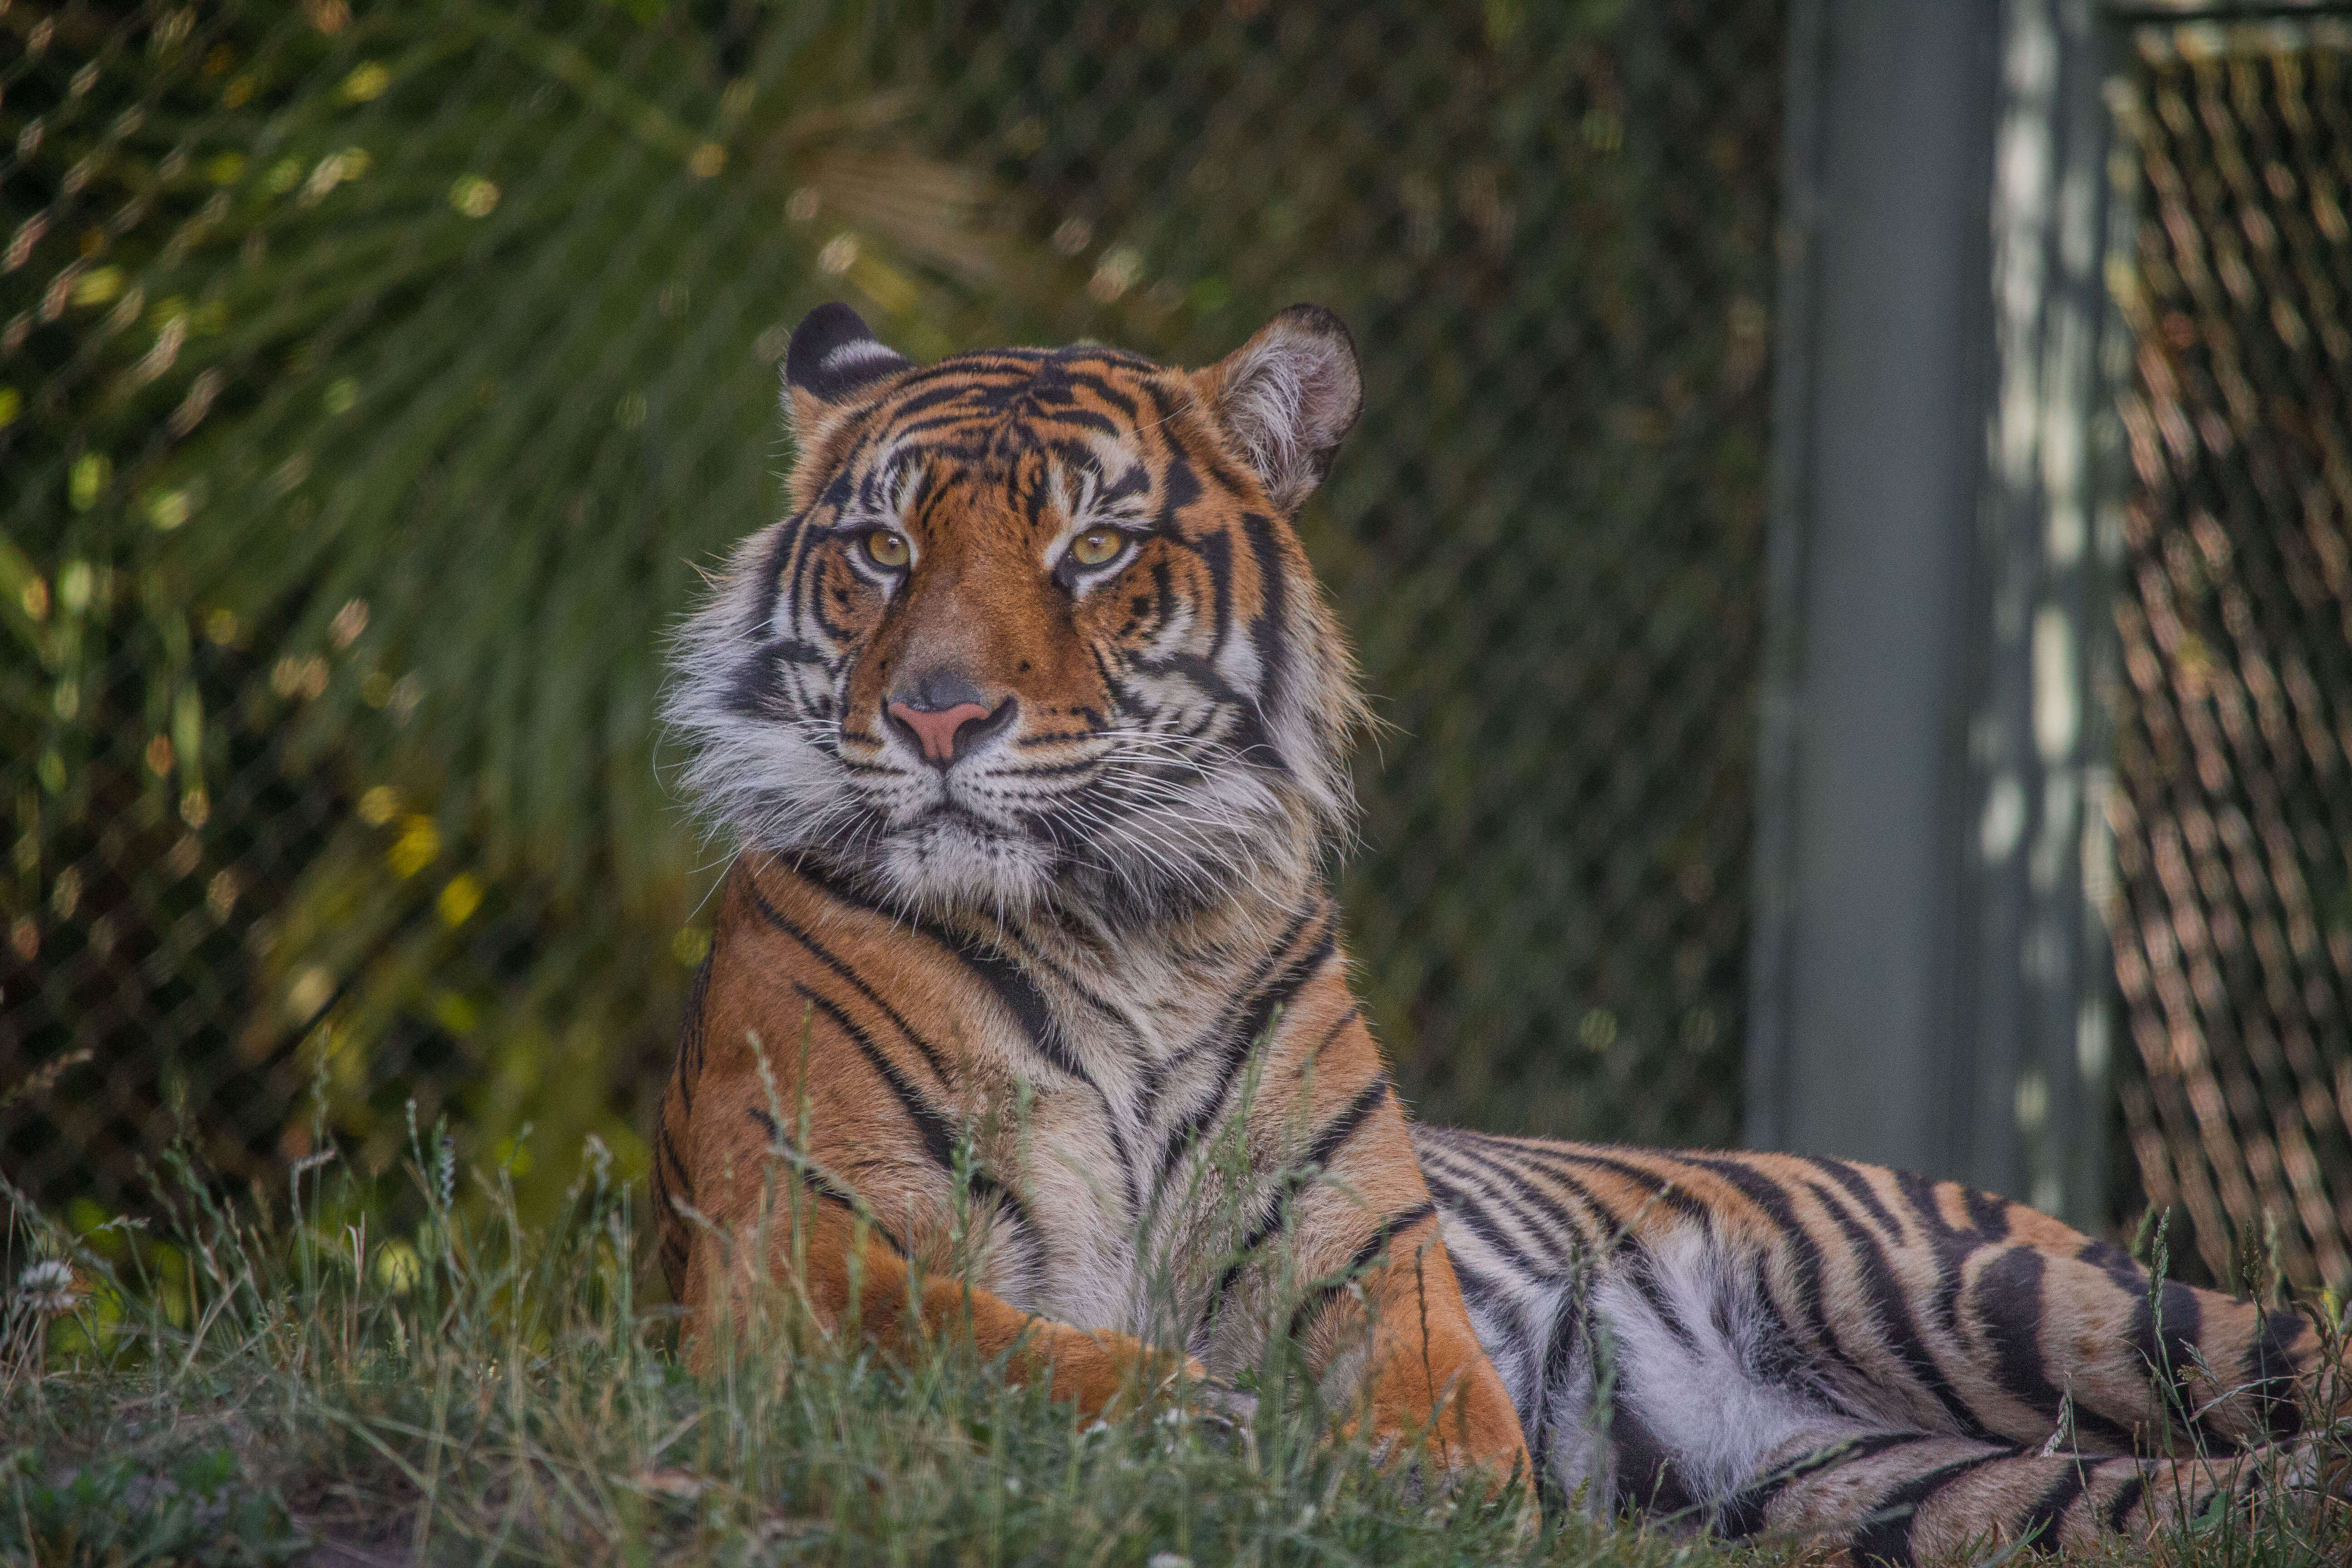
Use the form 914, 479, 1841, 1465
830, 799, 1295, 926
869, 813, 1061, 915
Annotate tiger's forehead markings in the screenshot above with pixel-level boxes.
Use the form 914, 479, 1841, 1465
869, 347, 1159, 447
840, 407, 1161, 543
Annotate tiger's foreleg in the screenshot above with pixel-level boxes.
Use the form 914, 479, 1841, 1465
1272, 1067, 1532, 1494
1339, 1210, 1535, 1488
684, 1158, 1198, 1420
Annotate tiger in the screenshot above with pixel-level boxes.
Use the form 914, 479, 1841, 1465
657, 300, 1528, 1486
657, 301, 2346, 1557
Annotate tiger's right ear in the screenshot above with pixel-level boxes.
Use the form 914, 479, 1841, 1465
782, 303, 912, 451
1194, 304, 1362, 514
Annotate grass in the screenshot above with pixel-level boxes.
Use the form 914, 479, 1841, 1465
1, 1132, 2346, 1568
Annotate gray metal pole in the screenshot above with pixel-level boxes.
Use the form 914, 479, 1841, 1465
1747, 0, 2121, 1229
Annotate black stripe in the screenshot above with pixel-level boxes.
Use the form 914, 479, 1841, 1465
1450, 1146, 1741, 1365
1156, 917, 1336, 1180
1524, 1147, 1715, 1229
1419, 1164, 1553, 1279
651, 1128, 674, 1205
1446, 1247, 1543, 1358
1448, 1250, 1554, 1426
1715, 1431, 1931, 1538
1239, 510, 1289, 710
989, 922, 1132, 1036
1891, 1168, 1989, 1337
1043, 356, 1151, 410
1197, 528, 1235, 656
2243, 1306, 2308, 1439
1607, 1374, 1695, 1516
657, 1122, 693, 1202
1424, 1135, 1603, 1261
742, 511, 806, 636
2074, 1228, 2234, 1450
1451, 1135, 1624, 1254
1307, 1072, 1391, 1170
1963, 1186, 2013, 1238
2075, 1234, 2141, 1279
794, 984, 957, 1171
671, 950, 715, 1108
1972, 1246, 2139, 1448
2129, 1274, 2229, 1450
789, 984, 1036, 1251
1284, 1202, 1438, 1343
1847, 1448, 2019, 1567
1419, 1144, 1586, 1270
1561, 1147, 1878, 1396
2103, 1472, 2147, 1531
779, 854, 1140, 1215
1804, 1155, 1906, 1237
938, 925, 1140, 1218
1307, 1003, 1362, 1064
1614, 1239, 1704, 1354
745, 880, 948, 1079
652, 1124, 690, 1298
745, 1107, 910, 1257
1805, 1179, 2004, 1442
2017, 1462, 2090, 1554
1196, 1075, 1394, 1339
1527, 1274, 1590, 1485
866, 886, 1068, 1081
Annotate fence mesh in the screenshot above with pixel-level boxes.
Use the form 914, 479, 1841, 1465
2106, 8, 2352, 1288
1, 0, 1781, 1223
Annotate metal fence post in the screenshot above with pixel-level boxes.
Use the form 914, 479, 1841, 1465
1749, 0, 2122, 1230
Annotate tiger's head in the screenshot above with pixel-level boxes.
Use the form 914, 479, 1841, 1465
667, 304, 1370, 922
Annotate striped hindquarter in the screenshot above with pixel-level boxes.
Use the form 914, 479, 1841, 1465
1414, 1128, 2347, 1559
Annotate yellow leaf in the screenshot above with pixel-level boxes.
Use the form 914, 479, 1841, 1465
338, 61, 391, 104
436, 872, 482, 926
387, 815, 440, 877
449, 176, 500, 218
70, 266, 123, 307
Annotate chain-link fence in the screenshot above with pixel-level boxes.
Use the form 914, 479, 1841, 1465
1, 0, 1782, 1225
2106, 5, 2352, 1288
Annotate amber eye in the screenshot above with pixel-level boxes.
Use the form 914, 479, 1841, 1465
1068, 528, 1125, 569
862, 529, 911, 570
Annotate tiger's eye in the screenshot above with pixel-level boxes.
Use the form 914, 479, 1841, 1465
863, 529, 911, 569
1069, 528, 1124, 568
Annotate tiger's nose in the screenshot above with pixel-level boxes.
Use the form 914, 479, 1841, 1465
885, 671, 1016, 768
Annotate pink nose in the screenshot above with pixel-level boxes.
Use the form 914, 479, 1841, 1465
887, 700, 994, 765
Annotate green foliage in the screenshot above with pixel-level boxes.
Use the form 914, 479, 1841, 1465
0, 1446, 304, 1568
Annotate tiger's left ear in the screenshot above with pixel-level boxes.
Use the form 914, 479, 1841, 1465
782, 302, 913, 450
1195, 304, 1362, 514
